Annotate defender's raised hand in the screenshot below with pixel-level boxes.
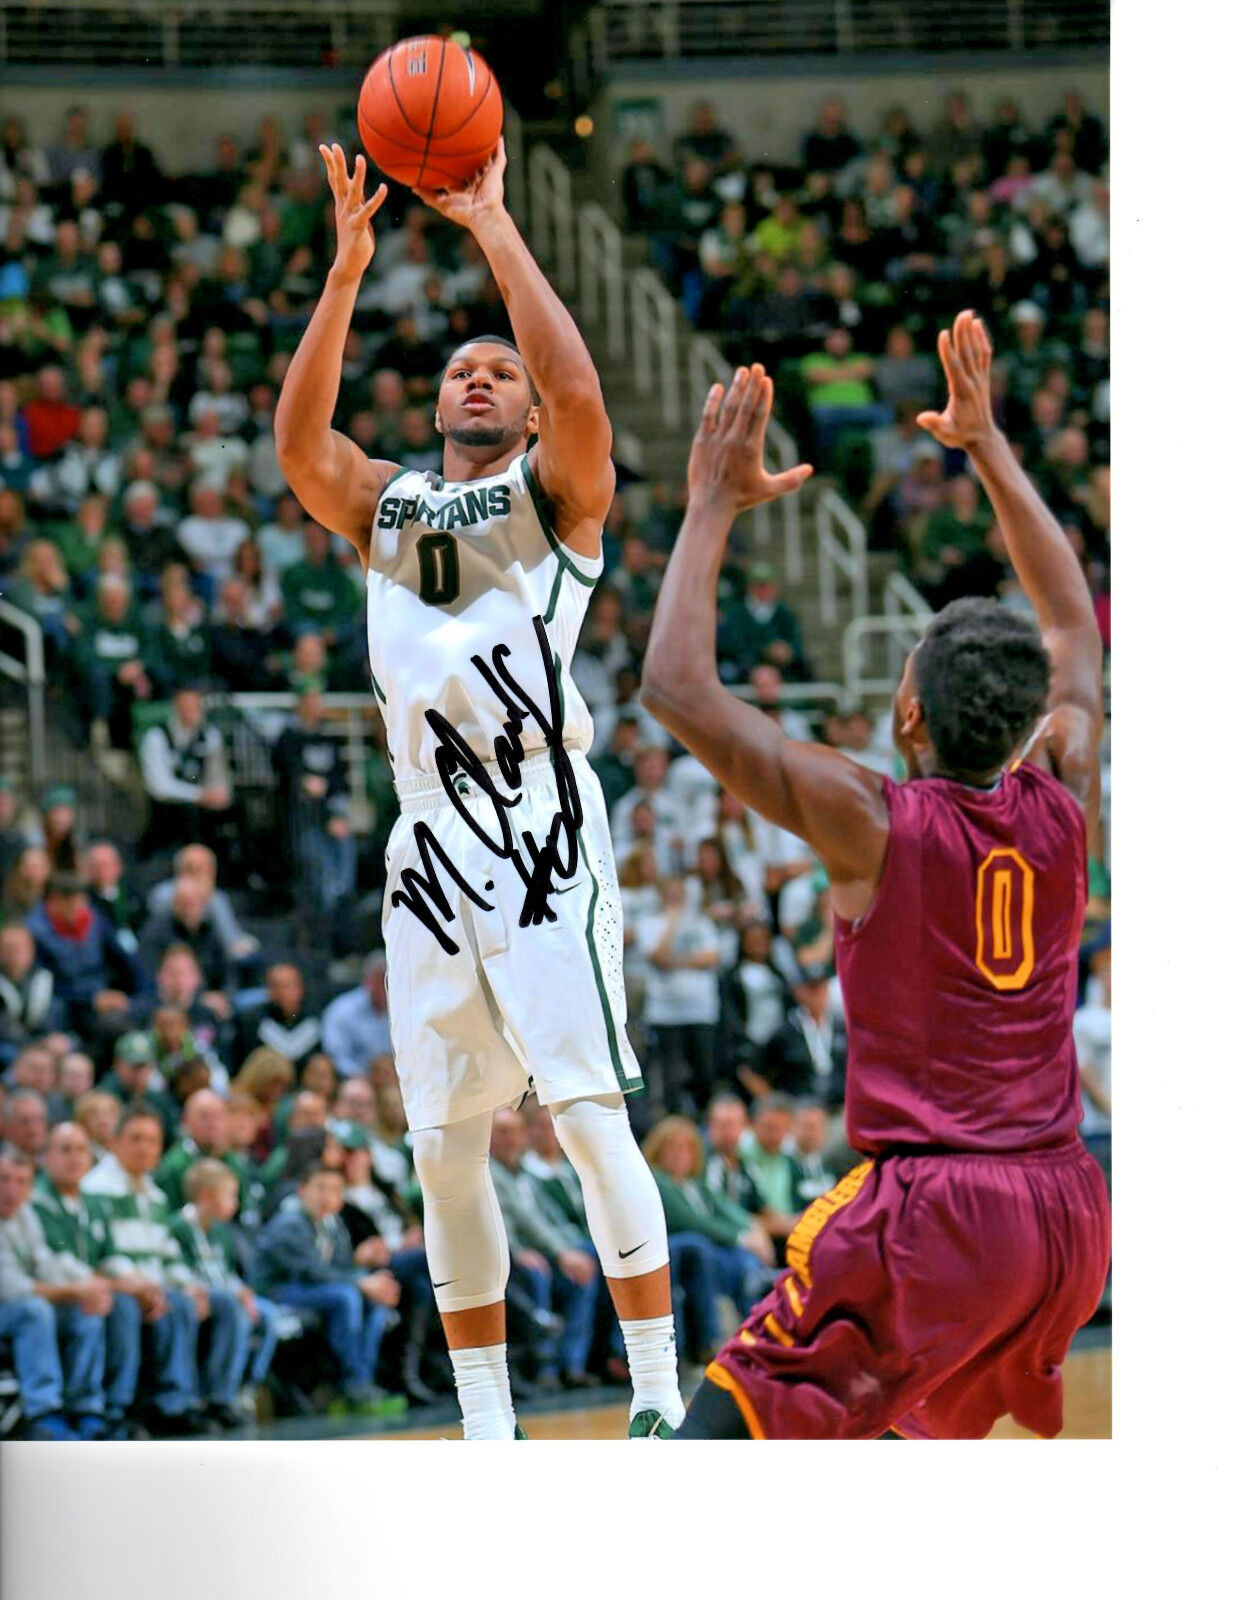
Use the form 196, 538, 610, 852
688, 364, 813, 513
319, 143, 388, 284
916, 308, 998, 451
411, 138, 507, 231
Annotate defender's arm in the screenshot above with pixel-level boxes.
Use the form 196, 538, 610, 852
918, 311, 1104, 815
642, 368, 888, 913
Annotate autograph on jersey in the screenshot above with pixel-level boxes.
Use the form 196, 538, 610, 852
388, 615, 583, 955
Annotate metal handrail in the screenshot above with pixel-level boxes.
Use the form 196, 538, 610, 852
223, 692, 379, 816
815, 489, 869, 626
842, 574, 932, 698
578, 202, 626, 358
0, 598, 46, 789
528, 144, 576, 295
630, 267, 680, 428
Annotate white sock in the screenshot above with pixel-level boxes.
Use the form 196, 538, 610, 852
450, 1345, 517, 1440
621, 1315, 685, 1428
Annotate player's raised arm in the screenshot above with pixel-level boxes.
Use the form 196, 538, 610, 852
411, 141, 614, 551
641, 367, 888, 909
274, 145, 402, 559
917, 310, 1104, 806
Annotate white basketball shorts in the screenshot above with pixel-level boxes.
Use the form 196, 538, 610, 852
381, 744, 643, 1132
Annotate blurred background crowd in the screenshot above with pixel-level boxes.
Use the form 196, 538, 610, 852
0, 75, 1110, 1439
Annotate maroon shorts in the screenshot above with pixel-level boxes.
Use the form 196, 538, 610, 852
707, 1141, 1110, 1440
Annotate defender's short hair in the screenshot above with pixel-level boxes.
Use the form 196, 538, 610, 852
914, 598, 1051, 780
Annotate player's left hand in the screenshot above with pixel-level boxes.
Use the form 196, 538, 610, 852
411, 139, 506, 230
688, 365, 813, 514
916, 308, 998, 451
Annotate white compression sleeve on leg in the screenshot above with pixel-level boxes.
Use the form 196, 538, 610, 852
412, 1109, 510, 1314
549, 1094, 670, 1280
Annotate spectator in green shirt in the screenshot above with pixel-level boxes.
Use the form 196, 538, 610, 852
802, 327, 893, 468
147, 563, 212, 697
280, 522, 361, 645
915, 472, 1001, 607
643, 1116, 775, 1356
74, 573, 154, 750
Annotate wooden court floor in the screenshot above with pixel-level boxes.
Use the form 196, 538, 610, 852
390, 1344, 1110, 1441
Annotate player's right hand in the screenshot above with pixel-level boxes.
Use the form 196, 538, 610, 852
916, 309, 998, 451
320, 144, 388, 285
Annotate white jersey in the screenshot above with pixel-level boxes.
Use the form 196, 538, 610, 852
366, 452, 602, 782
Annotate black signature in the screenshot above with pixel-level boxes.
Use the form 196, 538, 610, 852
389, 615, 584, 954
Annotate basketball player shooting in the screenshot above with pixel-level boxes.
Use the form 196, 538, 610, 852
274, 143, 685, 1439
641, 311, 1110, 1439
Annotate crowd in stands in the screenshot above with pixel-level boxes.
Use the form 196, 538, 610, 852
621, 89, 1110, 639
0, 93, 1110, 1438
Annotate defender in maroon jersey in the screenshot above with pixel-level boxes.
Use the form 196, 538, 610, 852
641, 310, 1110, 1439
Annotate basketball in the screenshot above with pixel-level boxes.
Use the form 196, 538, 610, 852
357, 36, 504, 191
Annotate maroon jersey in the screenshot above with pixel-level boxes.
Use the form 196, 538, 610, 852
834, 760, 1087, 1154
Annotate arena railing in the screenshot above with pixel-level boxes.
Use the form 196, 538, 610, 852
597, 0, 1108, 59
842, 572, 933, 698
529, 143, 577, 297
816, 490, 869, 628
578, 203, 627, 358
630, 267, 682, 430
219, 693, 378, 824
0, 599, 47, 790
0, 0, 403, 69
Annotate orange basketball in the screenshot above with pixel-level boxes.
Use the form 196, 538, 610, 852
358, 36, 503, 191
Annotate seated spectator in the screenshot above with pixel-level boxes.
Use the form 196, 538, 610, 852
80, 1102, 214, 1436
642, 1115, 774, 1345
914, 471, 1000, 606
321, 953, 392, 1082
83, 839, 143, 954
0, 780, 27, 888
331, 1076, 409, 1192
874, 325, 939, 412
621, 137, 672, 231
75, 573, 154, 753
803, 97, 862, 175
785, 1099, 841, 1211
147, 845, 258, 968
700, 1093, 764, 1215
5, 539, 79, 668
34, 1119, 185, 1439
673, 101, 740, 180
256, 1091, 330, 1209
208, 576, 281, 692
26, 869, 150, 1045
0, 921, 66, 1067
149, 946, 231, 1080
234, 1048, 297, 1162
147, 563, 211, 697
97, 1030, 181, 1144
738, 1094, 800, 1261
253, 1162, 398, 1410
232, 962, 321, 1077
757, 961, 847, 1108
256, 492, 308, 577
4, 846, 54, 920
75, 1090, 121, 1163
633, 877, 723, 1118
175, 480, 250, 602
334, 1127, 435, 1402
686, 835, 751, 949
279, 522, 360, 645
0, 1142, 109, 1439
36, 785, 82, 874
140, 876, 234, 1000
590, 712, 642, 815
717, 562, 810, 684
137, 683, 234, 865
6, 1044, 70, 1124
721, 920, 792, 1092
170, 1159, 277, 1428
648, 157, 720, 299
489, 1107, 600, 1391
3, 1087, 50, 1162
156, 1087, 252, 1212
272, 690, 357, 957
609, 745, 689, 868
802, 327, 892, 468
